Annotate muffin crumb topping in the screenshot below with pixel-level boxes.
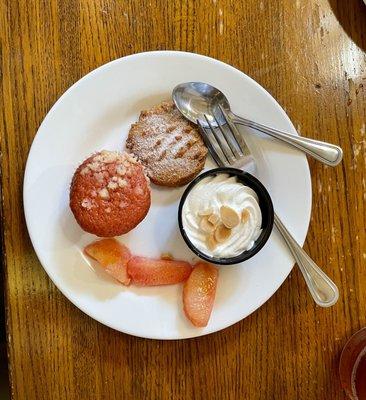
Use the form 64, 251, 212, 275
98, 188, 110, 200
81, 198, 93, 209
70, 150, 151, 237
107, 181, 118, 190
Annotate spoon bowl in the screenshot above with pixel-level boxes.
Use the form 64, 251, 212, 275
173, 82, 230, 126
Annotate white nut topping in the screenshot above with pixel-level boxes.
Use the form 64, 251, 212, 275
214, 224, 231, 243
220, 205, 240, 229
206, 234, 217, 250
200, 216, 215, 234
208, 213, 220, 226
198, 207, 214, 216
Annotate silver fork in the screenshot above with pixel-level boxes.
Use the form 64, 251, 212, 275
198, 106, 339, 308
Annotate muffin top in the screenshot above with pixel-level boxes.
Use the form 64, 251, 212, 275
70, 150, 151, 237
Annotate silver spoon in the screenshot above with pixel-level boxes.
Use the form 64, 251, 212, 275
172, 82, 343, 166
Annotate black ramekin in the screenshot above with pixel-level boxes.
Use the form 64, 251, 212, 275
178, 167, 274, 265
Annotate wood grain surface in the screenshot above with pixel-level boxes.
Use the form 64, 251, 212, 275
1, 0, 365, 399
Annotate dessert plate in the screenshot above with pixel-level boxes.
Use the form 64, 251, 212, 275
23, 51, 311, 339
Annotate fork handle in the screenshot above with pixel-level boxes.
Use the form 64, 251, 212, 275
231, 113, 343, 166
274, 213, 339, 307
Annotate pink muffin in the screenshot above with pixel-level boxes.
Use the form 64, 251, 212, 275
70, 150, 151, 237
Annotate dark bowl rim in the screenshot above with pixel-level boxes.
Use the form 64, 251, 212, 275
178, 167, 274, 265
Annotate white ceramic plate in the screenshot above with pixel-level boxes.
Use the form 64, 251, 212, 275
24, 51, 311, 339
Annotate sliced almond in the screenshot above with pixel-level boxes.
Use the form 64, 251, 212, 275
198, 207, 214, 216
206, 234, 217, 251
242, 208, 250, 223
200, 216, 215, 234
220, 205, 240, 229
208, 213, 220, 226
214, 224, 231, 243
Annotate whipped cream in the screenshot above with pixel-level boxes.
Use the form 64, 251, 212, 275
182, 173, 262, 258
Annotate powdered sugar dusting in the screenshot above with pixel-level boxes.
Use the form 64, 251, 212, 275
126, 101, 207, 186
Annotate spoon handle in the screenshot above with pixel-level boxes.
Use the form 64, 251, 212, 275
274, 213, 339, 307
231, 113, 343, 166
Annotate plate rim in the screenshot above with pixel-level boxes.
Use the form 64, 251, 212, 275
23, 50, 312, 339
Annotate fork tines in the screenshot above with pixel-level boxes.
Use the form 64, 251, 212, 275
198, 106, 249, 167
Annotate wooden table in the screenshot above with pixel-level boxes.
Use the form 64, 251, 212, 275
1, 0, 365, 398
